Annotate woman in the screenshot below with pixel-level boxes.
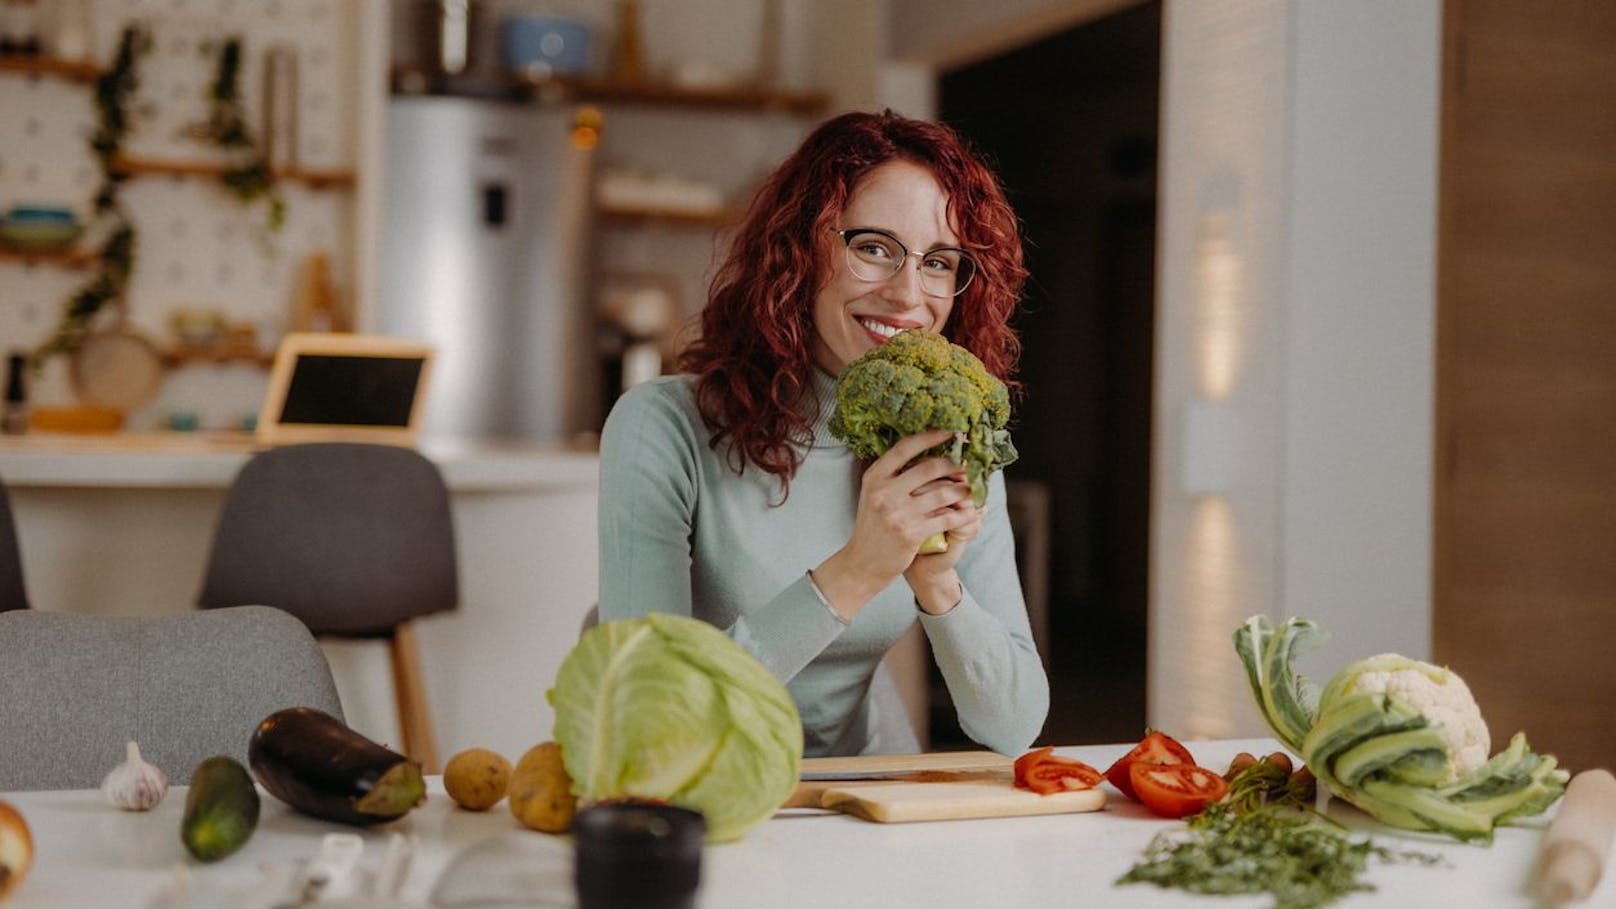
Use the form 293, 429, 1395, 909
598, 110, 1047, 757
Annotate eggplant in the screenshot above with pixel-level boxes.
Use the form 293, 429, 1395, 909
248, 707, 426, 826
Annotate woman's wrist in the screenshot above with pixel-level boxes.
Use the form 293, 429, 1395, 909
910, 570, 964, 616
810, 550, 890, 622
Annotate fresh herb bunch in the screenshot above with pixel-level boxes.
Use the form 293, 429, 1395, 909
1118, 800, 1445, 909
35, 25, 149, 364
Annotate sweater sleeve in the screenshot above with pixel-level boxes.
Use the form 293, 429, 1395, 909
918, 471, 1049, 755
597, 380, 845, 682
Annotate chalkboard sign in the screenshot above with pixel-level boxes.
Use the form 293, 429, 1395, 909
257, 333, 435, 446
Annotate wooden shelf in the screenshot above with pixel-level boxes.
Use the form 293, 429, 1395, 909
112, 156, 356, 189
535, 75, 829, 115
161, 344, 274, 368
596, 203, 745, 229
0, 245, 98, 269
0, 55, 101, 83
393, 68, 831, 116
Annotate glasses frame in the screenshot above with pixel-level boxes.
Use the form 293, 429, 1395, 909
832, 227, 976, 298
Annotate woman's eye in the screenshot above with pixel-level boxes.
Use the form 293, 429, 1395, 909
857, 242, 896, 260
923, 255, 958, 273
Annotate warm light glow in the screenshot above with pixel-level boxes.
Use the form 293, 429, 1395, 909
570, 105, 603, 150
1182, 496, 1242, 738
1195, 217, 1242, 401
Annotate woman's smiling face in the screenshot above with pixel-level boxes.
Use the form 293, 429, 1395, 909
811, 160, 959, 375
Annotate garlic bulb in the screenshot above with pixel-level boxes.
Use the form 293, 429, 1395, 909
102, 741, 169, 811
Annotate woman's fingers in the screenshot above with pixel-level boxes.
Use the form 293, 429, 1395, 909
870, 429, 958, 476
911, 476, 973, 515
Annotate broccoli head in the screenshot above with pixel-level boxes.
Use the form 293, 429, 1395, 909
827, 330, 1018, 553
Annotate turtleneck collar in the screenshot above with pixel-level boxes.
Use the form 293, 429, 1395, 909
805, 366, 841, 450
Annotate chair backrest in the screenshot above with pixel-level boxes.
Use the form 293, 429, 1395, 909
197, 443, 458, 636
0, 474, 30, 611
0, 605, 344, 790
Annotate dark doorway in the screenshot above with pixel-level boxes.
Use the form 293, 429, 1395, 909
931, 1, 1160, 747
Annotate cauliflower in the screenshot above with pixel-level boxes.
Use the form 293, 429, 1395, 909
1236, 615, 1567, 843
827, 330, 1018, 553
1322, 653, 1490, 780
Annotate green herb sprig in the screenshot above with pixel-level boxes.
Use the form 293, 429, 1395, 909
1119, 802, 1445, 909
1118, 762, 1445, 909
196, 36, 285, 241
34, 25, 149, 364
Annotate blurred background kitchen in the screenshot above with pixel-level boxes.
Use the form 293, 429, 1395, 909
0, 0, 1610, 771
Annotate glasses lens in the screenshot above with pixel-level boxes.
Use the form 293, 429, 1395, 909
919, 249, 976, 297
844, 231, 904, 282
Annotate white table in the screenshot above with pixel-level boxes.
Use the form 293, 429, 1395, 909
2, 740, 1602, 908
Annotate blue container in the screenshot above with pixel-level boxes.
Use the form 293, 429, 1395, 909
4, 205, 76, 225
501, 16, 592, 78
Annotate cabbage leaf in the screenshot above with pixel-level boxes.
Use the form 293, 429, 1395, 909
548, 612, 803, 841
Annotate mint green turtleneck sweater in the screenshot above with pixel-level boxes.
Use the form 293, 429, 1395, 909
597, 370, 1048, 757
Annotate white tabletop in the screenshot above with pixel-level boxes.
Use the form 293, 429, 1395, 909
2, 739, 1601, 909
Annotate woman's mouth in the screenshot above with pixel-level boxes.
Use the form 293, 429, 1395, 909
857, 317, 905, 342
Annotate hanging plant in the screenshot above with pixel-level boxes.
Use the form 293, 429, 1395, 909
33, 25, 150, 364
195, 36, 285, 239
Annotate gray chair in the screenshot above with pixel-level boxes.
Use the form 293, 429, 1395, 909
0, 605, 342, 791
0, 474, 30, 612
197, 443, 458, 772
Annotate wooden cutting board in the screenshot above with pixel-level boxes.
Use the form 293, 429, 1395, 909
818, 781, 1106, 823
784, 751, 1015, 809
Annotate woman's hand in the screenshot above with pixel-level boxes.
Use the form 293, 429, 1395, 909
904, 498, 981, 614
811, 429, 976, 620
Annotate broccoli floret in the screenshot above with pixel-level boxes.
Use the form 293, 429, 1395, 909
827, 330, 1018, 553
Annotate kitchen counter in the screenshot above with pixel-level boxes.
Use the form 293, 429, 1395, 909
0, 433, 602, 764
0, 432, 600, 491
1, 739, 1597, 909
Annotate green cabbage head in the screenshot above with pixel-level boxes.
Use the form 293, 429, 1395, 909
1235, 615, 1567, 843
547, 612, 803, 842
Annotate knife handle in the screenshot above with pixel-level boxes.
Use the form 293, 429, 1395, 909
1536, 769, 1616, 905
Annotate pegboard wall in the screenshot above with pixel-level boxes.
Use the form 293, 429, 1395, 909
0, 0, 362, 430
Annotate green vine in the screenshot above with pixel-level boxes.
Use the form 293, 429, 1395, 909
198, 36, 285, 236
33, 25, 149, 365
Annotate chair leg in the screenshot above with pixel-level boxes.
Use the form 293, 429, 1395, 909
388, 620, 439, 774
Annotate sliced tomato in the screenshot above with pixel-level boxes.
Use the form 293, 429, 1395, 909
1013, 746, 1104, 795
1129, 762, 1229, 819
1104, 731, 1196, 800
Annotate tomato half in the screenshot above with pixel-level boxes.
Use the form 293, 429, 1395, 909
1129, 762, 1229, 819
1104, 731, 1196, 800
1013, 746, 1104, 795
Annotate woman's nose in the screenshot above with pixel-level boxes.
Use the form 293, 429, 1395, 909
879, 255, 928, 306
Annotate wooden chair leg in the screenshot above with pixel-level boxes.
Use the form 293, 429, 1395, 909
388, 620, 439, 774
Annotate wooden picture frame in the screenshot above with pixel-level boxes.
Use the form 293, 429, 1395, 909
256, 333, 435, 447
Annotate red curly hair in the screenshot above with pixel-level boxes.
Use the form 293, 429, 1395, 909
679, 110, 1027, 498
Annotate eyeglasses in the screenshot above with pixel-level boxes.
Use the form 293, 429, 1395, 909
833, 228, 977, 298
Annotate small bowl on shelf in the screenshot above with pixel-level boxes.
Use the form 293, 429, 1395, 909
0, 206, 84, 252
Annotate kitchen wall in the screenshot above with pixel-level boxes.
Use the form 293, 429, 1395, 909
1153, 0, 1440, 738
0, 0, 370, 430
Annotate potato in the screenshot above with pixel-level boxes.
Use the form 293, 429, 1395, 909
508, 741, 577, 833
443, 748, 513, 811
0, 799, 34, 902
